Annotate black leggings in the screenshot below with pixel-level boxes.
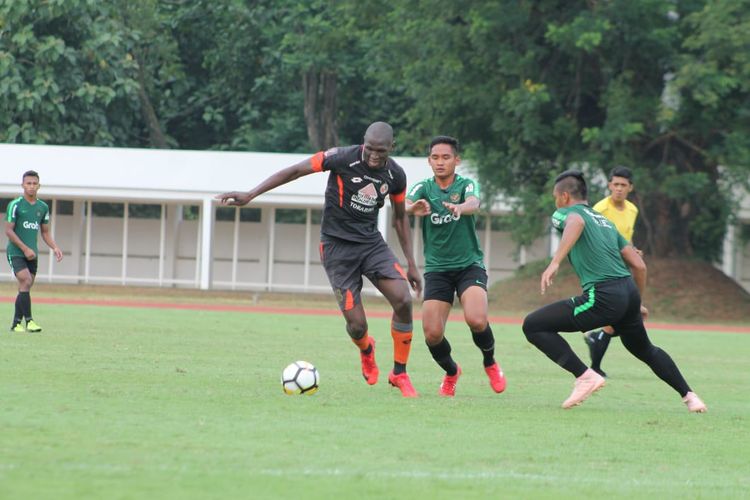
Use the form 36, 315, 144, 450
522, 277, 691, 397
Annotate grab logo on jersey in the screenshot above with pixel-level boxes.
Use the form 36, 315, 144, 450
22, 221, 40, 230
430, 213, 460, 225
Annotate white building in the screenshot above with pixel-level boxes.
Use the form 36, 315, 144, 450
0, 143, 557, 294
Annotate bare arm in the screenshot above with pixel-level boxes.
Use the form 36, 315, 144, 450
621, 244, 649, 319
5, 221, 36, 260
442, 195, 480, 217
621, 245, 646, 294
41, 223, 63, 262
216, 159, 316, 206
391, 197, 422, 296
541, 213, 584, 294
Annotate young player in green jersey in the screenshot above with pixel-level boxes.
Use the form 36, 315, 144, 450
5, 170, 63, 332
522, 170, 706, 412
406, 136, 506, 396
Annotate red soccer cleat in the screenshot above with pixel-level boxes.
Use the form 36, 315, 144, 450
484, 363, 507, 393
360, 338, 379, 385
388, 371, 418, 398
439, 364, 462, 397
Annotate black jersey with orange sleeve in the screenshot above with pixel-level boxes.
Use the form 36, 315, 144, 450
309, 145, 408, 243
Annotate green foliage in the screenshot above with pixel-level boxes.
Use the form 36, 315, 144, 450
0, 0, 143, 144
1, 0, 748, 260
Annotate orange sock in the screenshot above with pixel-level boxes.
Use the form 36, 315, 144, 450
391, 322, 413, 364
352, 332, 371, 351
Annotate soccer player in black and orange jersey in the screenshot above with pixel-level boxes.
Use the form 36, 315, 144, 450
217, 122, 423, 397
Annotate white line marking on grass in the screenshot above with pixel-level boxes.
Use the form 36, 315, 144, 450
257, 467, 749, 489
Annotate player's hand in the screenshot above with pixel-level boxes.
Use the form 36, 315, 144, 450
635, 247, 644, 257
23, 247, 36, 260
640, 305, 649, 320
53, 247, 63, 262
407, 266, 422, 297
216, 191, 253, 206
410, 199, 431, 216
540, 261, 559, 295
442, 202, 461, 218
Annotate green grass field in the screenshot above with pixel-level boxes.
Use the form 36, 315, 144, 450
1, 303, 748, 499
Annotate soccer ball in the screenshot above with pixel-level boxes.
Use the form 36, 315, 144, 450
281, 360, 320, 395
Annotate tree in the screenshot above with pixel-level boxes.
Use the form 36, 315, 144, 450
371, 0, 750, 260
0, 0, 143, 145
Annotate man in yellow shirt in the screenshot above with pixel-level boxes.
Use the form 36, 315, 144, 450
584, 166, 639, 377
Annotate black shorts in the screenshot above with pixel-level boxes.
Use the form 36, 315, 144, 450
524, 276, 644, 337
319, 236, 407, 311
424, 265, 488, 304
8, 256, 38, 276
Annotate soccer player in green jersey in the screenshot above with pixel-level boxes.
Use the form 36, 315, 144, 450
5, 170, 63, 332
522, 170, 706, 412
406, 136, 506, 396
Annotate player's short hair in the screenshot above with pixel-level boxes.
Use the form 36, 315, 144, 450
554, 169, 587, 200
429, 135, 460, 155
22, 170, 39, 181
609, 165, 633, 183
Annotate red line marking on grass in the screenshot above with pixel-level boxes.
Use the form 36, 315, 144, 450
1, 296, 748, 333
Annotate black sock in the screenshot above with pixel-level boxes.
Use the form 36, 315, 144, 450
471, 325, 496, 368
393, 362, 406, 375
13, 293, 24, 325
590, 330, 611, 368
427, 337, 458, 376
18, 291, 31, 323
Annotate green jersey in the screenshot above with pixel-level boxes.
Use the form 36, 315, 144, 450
407, 174, 484, 272
5, 197, 50, 258
551, 203, 630, 290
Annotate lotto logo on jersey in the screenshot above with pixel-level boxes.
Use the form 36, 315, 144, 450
430, 213, 460, 225
22, 221, 40, 230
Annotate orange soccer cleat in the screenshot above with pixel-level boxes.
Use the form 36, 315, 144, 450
388, 371, 418, 398
359, 338, 379, 385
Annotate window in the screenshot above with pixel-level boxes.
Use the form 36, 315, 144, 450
276, 208, 308, 224
92, 202, 124, 217
129, 203, 162, 219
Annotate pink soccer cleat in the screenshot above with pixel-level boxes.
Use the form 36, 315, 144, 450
562, 368, 606, 409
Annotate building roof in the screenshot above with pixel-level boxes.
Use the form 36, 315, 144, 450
0, 143, 468, 207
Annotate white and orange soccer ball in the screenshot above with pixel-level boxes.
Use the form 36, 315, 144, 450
281, 361, 320, 395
